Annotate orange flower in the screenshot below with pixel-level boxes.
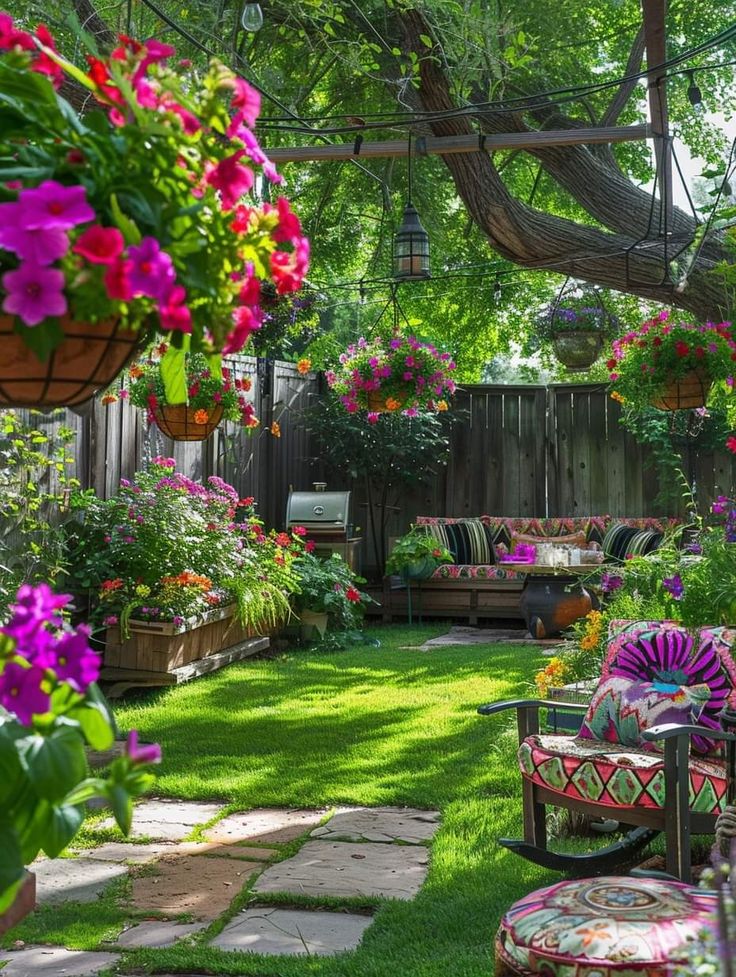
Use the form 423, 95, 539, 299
270, 421, 281, 437
385, 397, 401, 412
610, 391, 625, 403
101, 393, 118, 405
241, 377, 252, 392
194, 408, 209, 425
436, 400, 449, 411
129, 364, 144, 379
296, 358, 312, 375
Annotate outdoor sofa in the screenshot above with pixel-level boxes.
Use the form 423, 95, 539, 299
381, 515, 678, 625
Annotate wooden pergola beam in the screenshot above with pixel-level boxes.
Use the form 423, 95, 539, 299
641, 0, 673, 229
264, 125, 651, 163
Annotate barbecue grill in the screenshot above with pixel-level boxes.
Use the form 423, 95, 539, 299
285, 486, 361, 571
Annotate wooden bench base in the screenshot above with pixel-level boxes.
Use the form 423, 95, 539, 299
366, 579, 525, 625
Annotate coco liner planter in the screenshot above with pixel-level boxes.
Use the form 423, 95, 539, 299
650, 368, 712, 411
551, 330, 603, 371
153, 404, 224, 441
366, 389, 409, 413
0, 315, 140, 407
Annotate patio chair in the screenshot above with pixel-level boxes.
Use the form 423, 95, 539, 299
478, 621, 736, 882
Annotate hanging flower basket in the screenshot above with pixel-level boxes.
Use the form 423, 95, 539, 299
0, 315, 140, 407
650, 368, 712, 411
551, 330, 604, 371
153, 404, 224, 441
366, 389, 410, 413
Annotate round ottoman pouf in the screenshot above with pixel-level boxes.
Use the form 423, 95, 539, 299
495, 876, 716, 977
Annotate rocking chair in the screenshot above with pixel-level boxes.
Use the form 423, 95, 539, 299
479, 620, 736, 882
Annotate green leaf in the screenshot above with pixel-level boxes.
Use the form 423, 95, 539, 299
107, 784, 133, 836
35, 800, 85, 858
160, 344, 189, 405
0, 828, 25, 915
13, 317, 65, 362
67, 700, 114, 750
207, 352, 223, 382
0, 725, 25, 806
18, 725, 87, 802
419, 34, 433, 47
110, 193, 142, 246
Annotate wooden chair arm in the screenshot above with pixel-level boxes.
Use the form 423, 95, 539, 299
642, 723, 736, 743
477, 698, 588, 716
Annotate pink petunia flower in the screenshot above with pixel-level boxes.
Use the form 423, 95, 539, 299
206, 150, 254, 210
231, 77, 261, 128
72, 224, 124, 265
127, 237, 176, 303
20, 180, 95, 231
0, 203, 69, 264
158, 284, 192, 333
2, 262, 67, 326
103, 258, 133, 301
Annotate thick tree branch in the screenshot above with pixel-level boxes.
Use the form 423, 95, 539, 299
600, 26, 646, 126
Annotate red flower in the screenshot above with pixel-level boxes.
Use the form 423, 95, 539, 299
305, 540, 315, 553
606, 358, 617, 369
653, 336, 662, 346
675, 341, 690, 357
73, 225, 124, 265
695, 346, 706, 359
346, 587, 361, 602
275, 532, 291, 547
727, 436, 736, 454
103, 258, 133, 301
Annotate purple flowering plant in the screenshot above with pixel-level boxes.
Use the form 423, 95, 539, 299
536, 291, 619, 341
326, 334, 456, 416
0, 582, 160, 914
0, 14, 308, 368
64, 459, 301, 634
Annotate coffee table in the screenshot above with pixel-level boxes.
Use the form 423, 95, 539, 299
501, 563, 597, 639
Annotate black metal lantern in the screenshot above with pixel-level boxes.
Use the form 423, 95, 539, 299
393, 201, 431, 280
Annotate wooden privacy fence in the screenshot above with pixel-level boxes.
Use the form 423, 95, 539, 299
10, 358, 321, 531
346, 383, 736, 574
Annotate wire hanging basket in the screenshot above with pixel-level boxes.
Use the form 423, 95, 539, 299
541, 282, 618, 372
153, 404, 224, 441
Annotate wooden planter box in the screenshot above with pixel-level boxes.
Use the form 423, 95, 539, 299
0, 871, 35, 935
103, 604, 261, 673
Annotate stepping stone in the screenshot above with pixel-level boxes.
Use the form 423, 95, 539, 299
312, 807, 440, 844
212, 907, 373, 956
34, 858, 128, 905
253, 841, 429, 900
83, 842, 178, 864
98, 797, 223, 841
113, 920, 208, 948
131, 855, 262, 919
204, 808, 326, 846
0, 946, 118, 976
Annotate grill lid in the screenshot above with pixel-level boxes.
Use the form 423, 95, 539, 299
286, 491, 350, 528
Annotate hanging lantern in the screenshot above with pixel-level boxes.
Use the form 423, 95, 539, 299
393, 201, 431, 280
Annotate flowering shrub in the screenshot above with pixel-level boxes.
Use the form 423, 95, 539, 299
385, 525, 453, 576
607, 311, 736, 411
291, 552, 373, 631
64, 460, 301, 633
0, 14, 308, 362
534, 656, 571, 698
326, 335, 456, 416
126, 349, 259, 431
0, 583, 160, 913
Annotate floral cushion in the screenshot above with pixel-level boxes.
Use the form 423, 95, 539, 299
602, 623, 736, 755
577, 675, 709, 753
496, 875, 717, 977
518, 733, 727, 813
430, 564, 522, 581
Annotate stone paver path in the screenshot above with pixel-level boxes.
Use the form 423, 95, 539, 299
213, 908, 373, 956
203, 808, 326, 845
34, 858, 128, 905
311, 806, 440, 844
417, 625, 561, 649
0, 946, 118, 976
131, 854, 263, 919
253, 840, 429, 900
15, 802, 440, 971
98, 797, 224, 841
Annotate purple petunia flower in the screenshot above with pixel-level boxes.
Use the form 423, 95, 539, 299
663, 573, 684, 600
601, 572, 624, 594
127, 237, 176, 304
2, 262, 67, 326
0, 203, 69, 264
52, 627, 100, 692
0, 662, 50, 725
19, 181, 95, 231
125, 729, 162, 765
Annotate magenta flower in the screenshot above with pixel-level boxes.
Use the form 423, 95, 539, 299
367, 411, 379, 424
125, 729, 162, 765
2, 262, 67, 326
231, 77, 261, 128
127, 237, 176, 303
663, 573, 684, 600
20, 181, 95, 231
206, 150, 254, 210
72, 225, 124, 265
0, 204, 69, 264
52, 628, 101, 692
601, 572, 623, 594
0, 662, 50, 725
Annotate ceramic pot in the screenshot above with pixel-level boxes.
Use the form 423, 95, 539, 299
299, 609, 329, 640
0, 315, 140, 407
400, 557, 437, 581
153, 404, 224, 441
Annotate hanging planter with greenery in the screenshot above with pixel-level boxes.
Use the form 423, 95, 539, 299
126, 349, 259, 442
0, 14, 308, 408
537, 287, 619, 371
326, 334, 456, 417
607, 312, 736, 412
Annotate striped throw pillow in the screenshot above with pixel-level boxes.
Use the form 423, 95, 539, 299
425, 519, 496, 565
602, 524, 663, 562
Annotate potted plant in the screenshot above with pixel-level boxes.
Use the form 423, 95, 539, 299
326, 334, 456, 415
385, 526, 453, 580
0, 582, 160, 928
607, 311, 736, 411
126, 349, 259, 441
291, 552, 372, 638
537, 290, 619, 370
63, 460, 301, 674
0, 14, 308, 407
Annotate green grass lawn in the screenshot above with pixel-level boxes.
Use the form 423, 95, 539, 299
9, 626, 569, 976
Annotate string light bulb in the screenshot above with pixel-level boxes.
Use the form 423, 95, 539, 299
685, 70, 704, 114
241, 2, 264, 32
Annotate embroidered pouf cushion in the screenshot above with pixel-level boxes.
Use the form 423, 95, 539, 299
495, 876, 716, 977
